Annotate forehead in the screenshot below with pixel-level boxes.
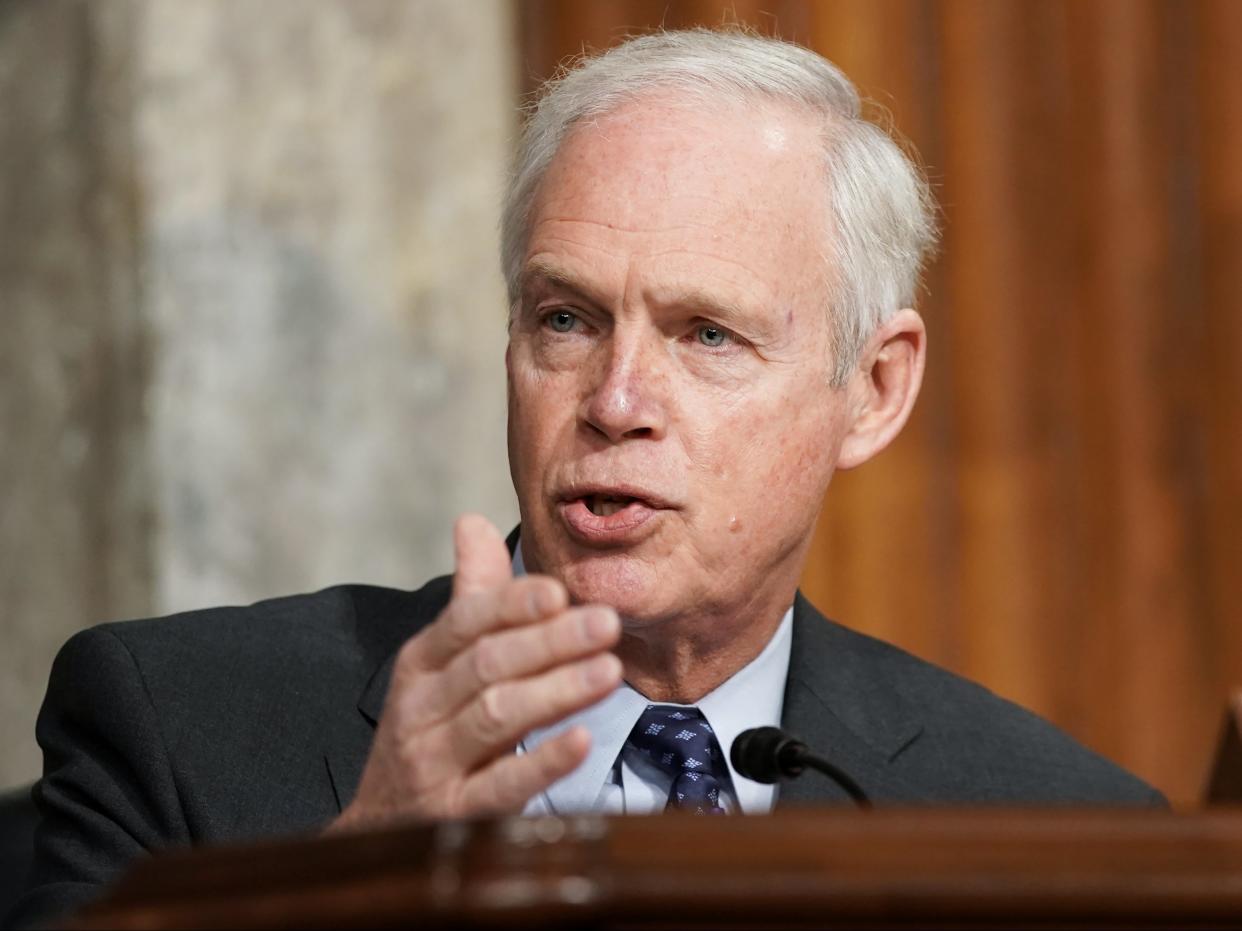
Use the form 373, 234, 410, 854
526, 94, 831, 310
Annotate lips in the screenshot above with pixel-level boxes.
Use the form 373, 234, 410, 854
556, 485, 672, 546
582, 493, 642, 516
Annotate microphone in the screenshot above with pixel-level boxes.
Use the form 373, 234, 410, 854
730, 726, 871, 807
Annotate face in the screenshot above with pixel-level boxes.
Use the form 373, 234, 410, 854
507, 95, 858, 630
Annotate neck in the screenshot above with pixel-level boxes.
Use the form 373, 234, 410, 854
616, 596, 790, 703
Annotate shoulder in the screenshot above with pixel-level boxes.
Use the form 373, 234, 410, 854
797, 604, 1164, 804
50, 578, 455, 760
16, 578, 453, 929
79, 576, 452, 693
43, 577, 451, 755
39, 577, 454, 835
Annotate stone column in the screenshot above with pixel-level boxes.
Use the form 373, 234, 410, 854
0, 0, 518, 789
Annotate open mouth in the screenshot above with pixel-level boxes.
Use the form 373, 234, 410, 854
557, 487, 665, 543
582, 494, 640, 517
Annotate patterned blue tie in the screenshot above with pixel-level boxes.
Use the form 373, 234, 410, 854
625, 705, 729, 814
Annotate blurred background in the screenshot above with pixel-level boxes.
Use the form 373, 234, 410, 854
1, 0, 1238, 808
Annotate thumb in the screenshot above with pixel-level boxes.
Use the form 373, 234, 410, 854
452, 514, 512, 598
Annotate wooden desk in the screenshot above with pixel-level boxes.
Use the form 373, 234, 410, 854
75, 808, 1242, 929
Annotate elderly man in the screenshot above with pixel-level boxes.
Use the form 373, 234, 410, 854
10, 28, 1159, 929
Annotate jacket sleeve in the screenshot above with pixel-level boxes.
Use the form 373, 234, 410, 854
6, 627, 190, 929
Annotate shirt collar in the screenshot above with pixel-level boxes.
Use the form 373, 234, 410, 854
696, 607, 791, 812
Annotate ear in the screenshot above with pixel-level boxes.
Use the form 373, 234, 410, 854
836, 308, 926, 470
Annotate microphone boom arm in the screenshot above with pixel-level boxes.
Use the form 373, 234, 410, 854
731, 726, 871, 808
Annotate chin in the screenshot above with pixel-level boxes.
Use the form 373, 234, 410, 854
556, 550, 672, 623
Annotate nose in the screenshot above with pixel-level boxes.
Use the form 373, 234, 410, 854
582, 331, 668, 443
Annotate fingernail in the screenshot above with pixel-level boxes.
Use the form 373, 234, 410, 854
583, 654, 620, 689
582, 608, 619, 642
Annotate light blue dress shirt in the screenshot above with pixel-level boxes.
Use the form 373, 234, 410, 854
512, 541, 793, 815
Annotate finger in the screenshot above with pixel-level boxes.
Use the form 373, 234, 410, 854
420, 606, 621, 722
410, 575, 569, 673
450, 653, 623, 770
459, 726, 592, 815
452, 514, 512, 599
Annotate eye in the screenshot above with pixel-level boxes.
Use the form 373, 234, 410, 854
697, 324, 727, 347
545, 310, 578, 333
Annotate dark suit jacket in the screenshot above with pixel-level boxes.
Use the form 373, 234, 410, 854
7, 573, 1162, 928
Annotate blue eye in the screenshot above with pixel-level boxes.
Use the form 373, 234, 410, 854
547, 311, 577, 333
697, 325, 727, 347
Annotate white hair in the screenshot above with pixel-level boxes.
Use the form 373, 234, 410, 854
501, 27, 937, 385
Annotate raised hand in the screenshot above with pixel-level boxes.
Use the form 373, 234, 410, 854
328, 514, 622, 829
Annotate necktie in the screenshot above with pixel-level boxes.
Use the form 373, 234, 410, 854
625, 704, 729, 814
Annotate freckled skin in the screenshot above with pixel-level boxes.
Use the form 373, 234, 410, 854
506, 95, 908, 701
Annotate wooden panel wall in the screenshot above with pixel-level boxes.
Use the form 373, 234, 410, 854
516, 0, 1242, 807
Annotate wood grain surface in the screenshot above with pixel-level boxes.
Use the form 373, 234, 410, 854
514, 0, 1242, 808
74, 810, 1242, 929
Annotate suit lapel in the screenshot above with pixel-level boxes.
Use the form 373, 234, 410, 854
777, 593, 925, 806
323, 578, 455, 812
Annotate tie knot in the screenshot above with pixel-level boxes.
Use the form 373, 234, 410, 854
626, 704, 724, 792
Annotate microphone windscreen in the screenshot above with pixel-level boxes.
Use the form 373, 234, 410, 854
731, 726, 800, 783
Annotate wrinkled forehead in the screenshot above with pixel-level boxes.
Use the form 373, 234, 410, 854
528, 93, 833, 302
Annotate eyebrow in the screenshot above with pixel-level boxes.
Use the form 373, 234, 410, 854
519, 260, 604, 308
651, 286, 752, 327
520, 259, 755, 327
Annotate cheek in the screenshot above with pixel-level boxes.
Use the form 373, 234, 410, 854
688, 386, 842, 526
507, 359, 549, 482
508, 353, 581, 471
778, 396, 845, 494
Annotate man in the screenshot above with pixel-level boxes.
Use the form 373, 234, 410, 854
9, 28, 1160, 929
